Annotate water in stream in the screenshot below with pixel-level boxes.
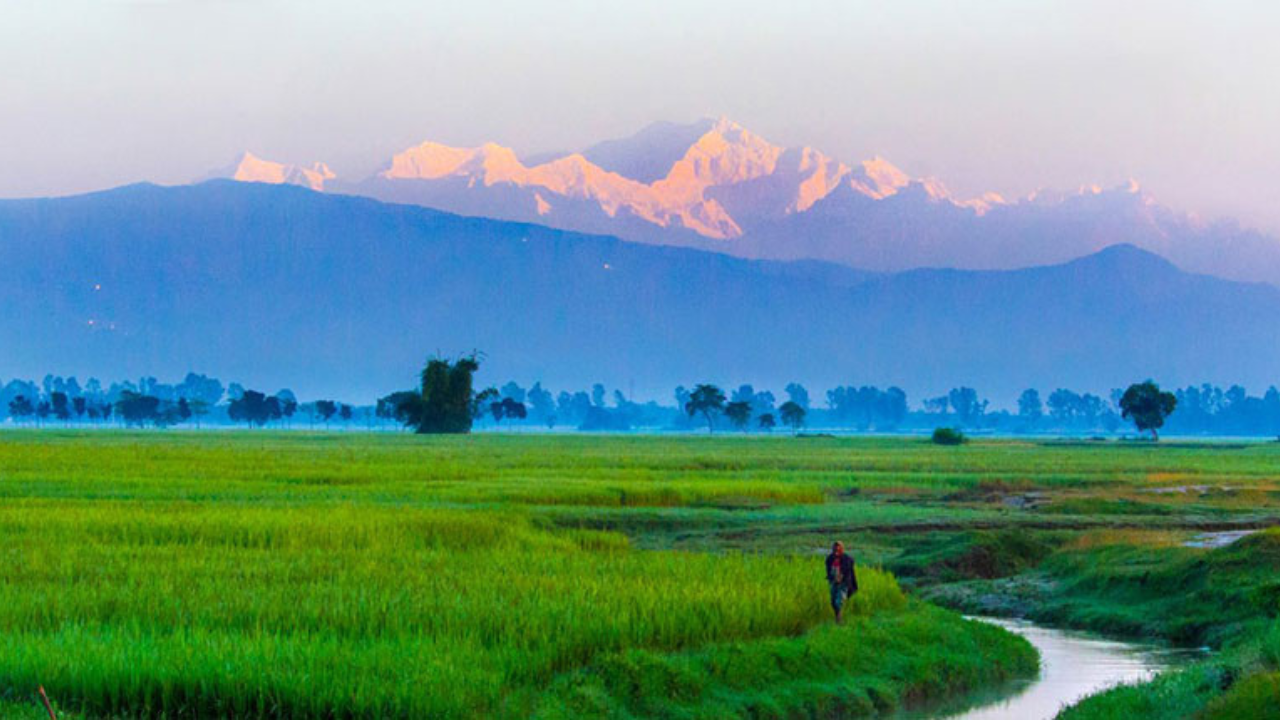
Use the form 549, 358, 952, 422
901, 617, 1204, 720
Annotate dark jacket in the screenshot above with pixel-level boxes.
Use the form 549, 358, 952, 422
825, 552, 857, 593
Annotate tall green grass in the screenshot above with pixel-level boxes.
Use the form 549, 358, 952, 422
0, 433, 931, 718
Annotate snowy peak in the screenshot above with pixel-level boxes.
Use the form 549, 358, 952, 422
378, 141, 524, 185
215, 152, 334, 191
209, 118, 1141, 242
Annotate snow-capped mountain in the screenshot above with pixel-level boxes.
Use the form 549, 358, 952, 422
211, 152, 336, 192
207, 118, 1280, 284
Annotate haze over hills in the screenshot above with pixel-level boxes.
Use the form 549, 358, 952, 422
207, 117, 1280, 285
2, 181, 1278, 402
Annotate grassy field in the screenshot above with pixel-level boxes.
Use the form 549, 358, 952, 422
0, 431, 1042, 719
2, 431, 1279, 718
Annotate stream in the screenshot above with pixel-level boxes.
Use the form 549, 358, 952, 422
902, 617, 1205, 720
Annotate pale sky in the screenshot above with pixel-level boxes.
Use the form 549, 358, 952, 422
3, 0, 1279, 231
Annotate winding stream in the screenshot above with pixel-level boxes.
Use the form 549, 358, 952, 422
904, 617, 1204, 720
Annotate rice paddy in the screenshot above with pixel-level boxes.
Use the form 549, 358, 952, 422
2, 431, 1278, 718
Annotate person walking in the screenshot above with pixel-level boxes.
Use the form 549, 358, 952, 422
825, 541, 858, 624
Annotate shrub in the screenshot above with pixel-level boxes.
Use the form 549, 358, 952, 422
931, 427, 968, 446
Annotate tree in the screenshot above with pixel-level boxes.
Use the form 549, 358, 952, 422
8, 395, 34, 424
1119, 380, 1178, 440
178, 373, 225, 407
339, 404, 353, 426
724, 400, 752, 432
491, 397, 527, 426
398, 355, 485, 434
500, 382, 526, 405
280, 396, 298, 427
758, 413, 776, 432
684, 384, 726, 433
1048, 389, 1080, 424
116, 391, 160, 427
947, 387, 987, 426
176, 398, 192, 424
315, 400, 338, 428
1017, 389, 1043, 426
784, 382, 810, 410
779, 401, 807, 434
229, 390, 275, 427
189, 399, 210, 428
472, 387, 498, 422
50, 391, 71, 423
527, 382, 555, 426
73, 396, 87, 423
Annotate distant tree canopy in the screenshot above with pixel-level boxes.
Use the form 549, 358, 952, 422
315, 400, 338, 426
116, 391, 161, 427
1017, 389, 1043, 423
1119, 381, 1178, 440
826, 385, 908, 430
489, 397, 527, 424
779, 401, 807, 433
724, 400, 752, 432
684, 384, 726, 433
397, 356, 484, 434
228, 390, 282, 427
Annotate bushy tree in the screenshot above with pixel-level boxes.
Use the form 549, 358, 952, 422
116, 391, 160, 427
784, 383, 810, 410
684, 384, 726, 433
315, 400, 338, 428
1120, 380, 1178, 440
398, 355, 485, 434
8, 395, 34, 424
779, 400, 807, 434
229, 390, 277, 427
724, 400, 752, 432
1017, 389, 1043, 426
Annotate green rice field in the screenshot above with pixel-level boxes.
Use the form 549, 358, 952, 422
3, 431, 1280, 718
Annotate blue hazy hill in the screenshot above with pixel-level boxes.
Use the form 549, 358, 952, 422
1, 181, 1277, 401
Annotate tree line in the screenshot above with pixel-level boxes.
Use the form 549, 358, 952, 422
5, 365, 1270, 438
1, 373, 359, 429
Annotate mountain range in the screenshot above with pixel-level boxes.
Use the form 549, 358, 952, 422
2, 181, 1278, 402
211, 117, 1280, 285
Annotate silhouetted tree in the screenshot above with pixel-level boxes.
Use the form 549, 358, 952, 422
229, 390, 275, 428
779, 401, 807, 434
472, 387, 498, 422
947, 387, 987, 426
784, 382, 810, 410
758, 413, 776, 432
50, 392, 71, 423
1119, 380, 1178, 440
315, 400, 338, 428
1018, 389, 1043, 426
377, 391, 419, 429
280, 397, 298, 427
399, 355, 485, 434
527, 382, 555, 426
8, 395, 34, 424
489, 397, 528, 425
116, 391, 160, 427
339, 404, 353, 426
685, 384, 726, 433
724, 400, 752, 432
